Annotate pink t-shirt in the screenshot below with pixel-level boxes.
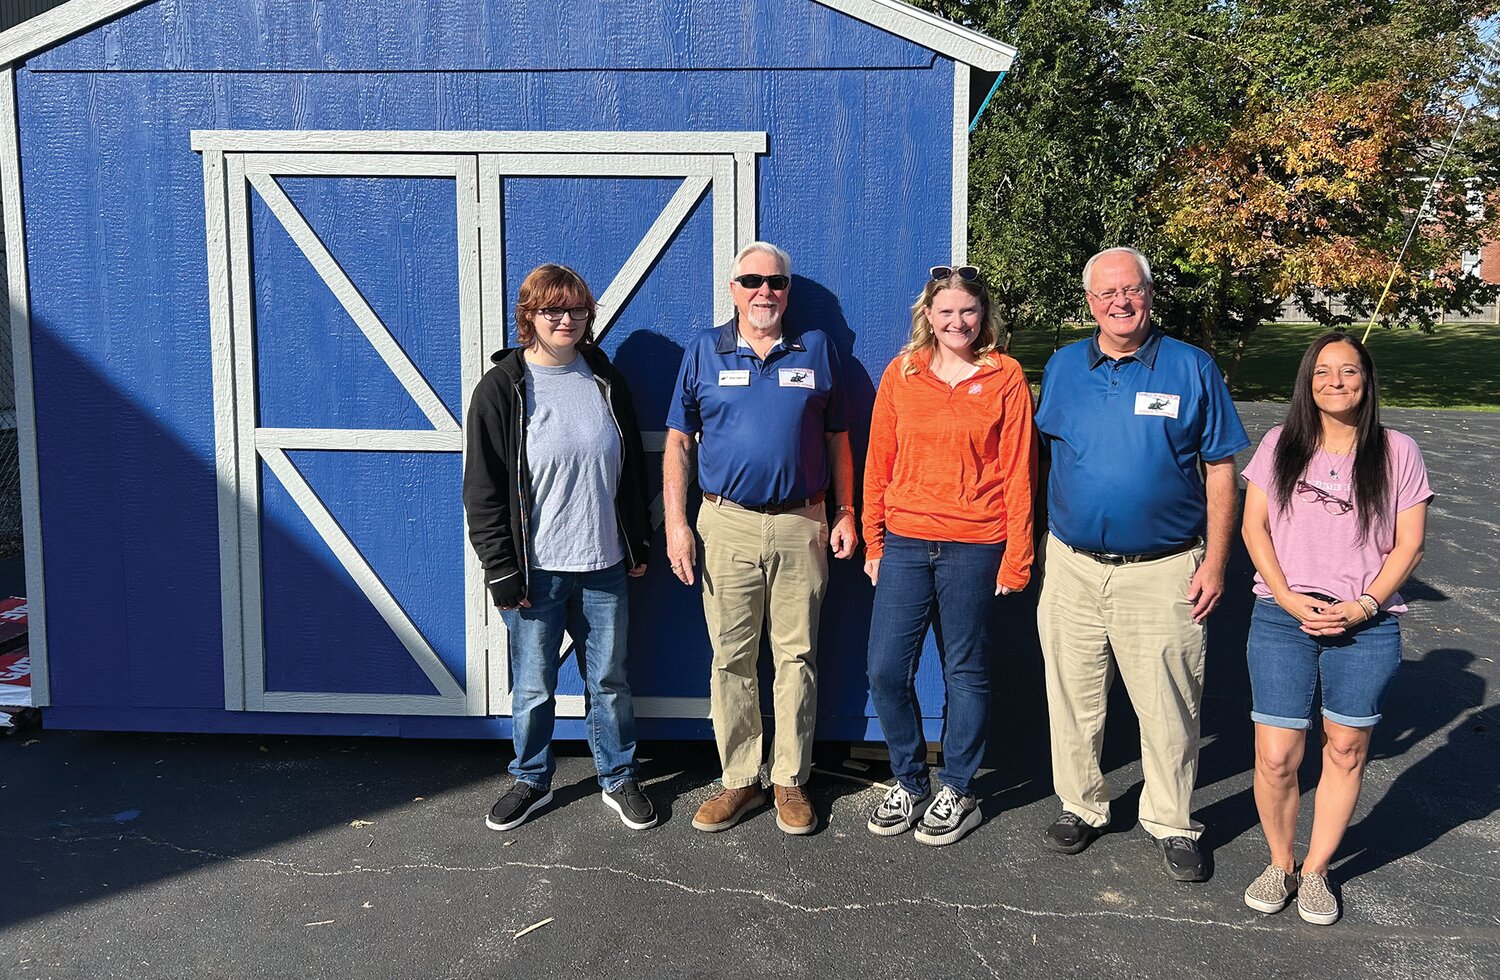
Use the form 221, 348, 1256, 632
1241, 425, 1434, 613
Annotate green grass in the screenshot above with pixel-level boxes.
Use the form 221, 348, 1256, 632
1007, 321, 1500, 411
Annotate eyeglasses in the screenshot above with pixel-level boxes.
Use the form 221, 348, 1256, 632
537, 307, 591, 322
1295, 480, 1353, 515
731, 274, 790, 291
1086, 285, 1149, 302
930, 265, 979, 282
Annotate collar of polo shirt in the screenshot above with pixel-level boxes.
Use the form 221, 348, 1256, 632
1088, 328, 1163, 370
714, 320, 806, 355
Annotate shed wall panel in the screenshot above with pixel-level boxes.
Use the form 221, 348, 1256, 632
16, 53, 959, 733
28, 0, 935, 72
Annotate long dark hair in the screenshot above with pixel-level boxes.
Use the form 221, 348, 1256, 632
1272, 331, 1389, 541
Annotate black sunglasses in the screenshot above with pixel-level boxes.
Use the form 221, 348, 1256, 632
930, 265, 980, 282
732, 274, 790, 291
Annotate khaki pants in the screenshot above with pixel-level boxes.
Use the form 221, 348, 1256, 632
1037, 533, 1207, 840
697, 497, 829, 788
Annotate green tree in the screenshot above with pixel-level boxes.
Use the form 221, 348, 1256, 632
918, 1, 1500, 378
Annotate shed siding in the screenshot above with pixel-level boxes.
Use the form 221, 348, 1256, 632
15, 0, 962, 737
30, 0, 935, 71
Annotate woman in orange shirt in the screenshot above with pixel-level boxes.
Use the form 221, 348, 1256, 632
862, 266, 1038, 846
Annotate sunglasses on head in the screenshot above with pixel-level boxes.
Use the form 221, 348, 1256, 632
930, 265, 980, 282
732, 273, 790, 291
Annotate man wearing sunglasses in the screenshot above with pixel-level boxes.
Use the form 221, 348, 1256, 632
664, 241, 857, 836
1032, 247, 1250, 882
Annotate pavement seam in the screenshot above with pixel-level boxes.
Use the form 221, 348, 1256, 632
26, 830, 1500, 942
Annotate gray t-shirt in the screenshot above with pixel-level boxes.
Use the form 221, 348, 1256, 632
523, 357, 626, 572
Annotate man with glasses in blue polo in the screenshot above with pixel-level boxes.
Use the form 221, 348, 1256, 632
1033, 246, 1249, 882
663, 241, 858, 836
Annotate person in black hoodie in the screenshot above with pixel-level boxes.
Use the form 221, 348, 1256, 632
463, 263, 655, 832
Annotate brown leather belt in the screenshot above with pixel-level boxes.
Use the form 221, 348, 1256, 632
704, 490, 826, 515
1069, 537, 1201, 566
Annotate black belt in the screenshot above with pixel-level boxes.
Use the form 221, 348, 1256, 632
1068, 537, 1201, 566
704, 491, 825, 515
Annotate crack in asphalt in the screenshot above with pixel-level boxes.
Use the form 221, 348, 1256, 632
17, 830, 1500, 943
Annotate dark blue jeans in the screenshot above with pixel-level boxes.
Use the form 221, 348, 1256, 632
866, 533, 1006, 798
499, 562, 638, 792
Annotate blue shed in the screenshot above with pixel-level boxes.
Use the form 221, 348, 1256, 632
1, 0, 1016, 739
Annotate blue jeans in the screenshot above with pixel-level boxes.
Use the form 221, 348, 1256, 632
500, 562, 638, 791
1247, 598, 1402, 729
866, 533, 1006, 798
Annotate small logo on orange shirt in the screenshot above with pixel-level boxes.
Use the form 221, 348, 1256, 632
967, 382, 983, 394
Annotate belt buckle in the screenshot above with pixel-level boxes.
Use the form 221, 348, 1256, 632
1099, 551, 1129, 565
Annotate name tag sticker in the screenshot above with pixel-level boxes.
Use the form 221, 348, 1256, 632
1135, 392, 1181, 418
718, 370, 750, 387
779, 367, 816, 389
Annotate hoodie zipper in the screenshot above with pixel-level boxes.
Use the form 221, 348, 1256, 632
511, 377, 532, 597
595, 373, 639, 571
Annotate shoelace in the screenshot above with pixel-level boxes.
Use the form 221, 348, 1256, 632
780, 785, 810, 805
1055, 811, 1087, 827
709, 785, 745, 803
928, 788, 959, 821
1160, 836, 1197, 851
880, 785, 913, 817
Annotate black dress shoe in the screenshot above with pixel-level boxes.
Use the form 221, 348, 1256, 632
1149, 833, 1209, 882
1044, 811, 1103, 854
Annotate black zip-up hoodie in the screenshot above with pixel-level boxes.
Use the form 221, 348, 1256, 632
463, 344, 652, 606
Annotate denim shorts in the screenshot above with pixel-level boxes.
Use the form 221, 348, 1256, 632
1246, 598, 1402, 730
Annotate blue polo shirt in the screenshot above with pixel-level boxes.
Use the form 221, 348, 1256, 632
666, 320, 847, 507
1034, 330, 1249, 555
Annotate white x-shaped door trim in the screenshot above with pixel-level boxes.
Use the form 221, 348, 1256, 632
198, 131, 766, 720
476, 149, 758, 720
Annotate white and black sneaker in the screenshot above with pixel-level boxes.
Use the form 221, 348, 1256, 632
485, 781, 553, 832
913, 785, 981, 846
602, 780, 658, 830
866, 783, 930, 836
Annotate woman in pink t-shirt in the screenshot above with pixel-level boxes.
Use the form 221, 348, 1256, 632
1239, 332, 1432, 926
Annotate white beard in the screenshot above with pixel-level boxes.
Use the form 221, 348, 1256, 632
747, 307, 782, 331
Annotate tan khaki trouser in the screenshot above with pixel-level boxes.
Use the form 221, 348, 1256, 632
697, 497, 829, 788
1037, 533, 1207, 840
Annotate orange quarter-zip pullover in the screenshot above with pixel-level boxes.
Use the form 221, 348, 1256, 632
863, 349, 1039, 591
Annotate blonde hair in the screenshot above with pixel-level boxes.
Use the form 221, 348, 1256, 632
899, 274, 1005, 374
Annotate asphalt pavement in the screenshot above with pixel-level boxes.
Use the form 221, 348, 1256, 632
3, 404, 1497, 980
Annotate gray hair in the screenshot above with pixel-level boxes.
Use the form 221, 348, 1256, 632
733, 241, 791, 277
1082, 247, 1153, 291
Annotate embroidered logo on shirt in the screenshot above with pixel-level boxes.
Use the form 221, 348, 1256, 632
779, 368, 815, 389
967, 382, 983, 395
1134, 391, 1180, 418
718, 369, 751, 387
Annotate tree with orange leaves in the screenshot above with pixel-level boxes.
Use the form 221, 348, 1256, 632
916, 0, 1497, 379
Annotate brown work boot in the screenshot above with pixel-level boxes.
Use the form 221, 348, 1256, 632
691, 783, 765, 832
773, 783, 817, 835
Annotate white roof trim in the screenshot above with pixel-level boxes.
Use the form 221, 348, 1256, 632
813, 0, 1016, 72
0, 0, 1016, 71
0, 0, 148, 66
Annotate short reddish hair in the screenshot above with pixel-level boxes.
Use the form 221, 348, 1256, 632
514, 263, 598, 347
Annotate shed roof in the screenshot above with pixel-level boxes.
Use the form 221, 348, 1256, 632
0, 0, 1016, 72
